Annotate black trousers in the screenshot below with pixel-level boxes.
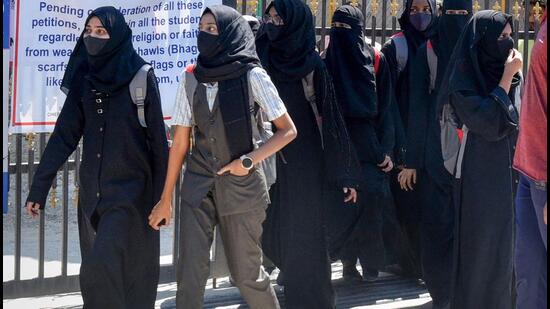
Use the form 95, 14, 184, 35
78, 205, 159, 309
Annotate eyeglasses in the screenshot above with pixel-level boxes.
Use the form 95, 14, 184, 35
263, 15, 284, 26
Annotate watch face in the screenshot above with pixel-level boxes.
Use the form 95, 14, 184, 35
242, 157, 254, 169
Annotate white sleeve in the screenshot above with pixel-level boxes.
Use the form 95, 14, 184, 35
171, 72, 194, 127
249, 67, 288, 121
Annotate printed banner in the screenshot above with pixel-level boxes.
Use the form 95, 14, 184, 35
10, 0, 220, 133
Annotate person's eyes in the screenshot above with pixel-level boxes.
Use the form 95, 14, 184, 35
85, 28, 92, 34
97, 29, 107, 35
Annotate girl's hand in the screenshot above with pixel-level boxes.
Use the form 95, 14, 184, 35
398, 168, 417, 191
344, 187, 358, 204
25, 202, 41, 218
217, 159, 251, 177
378, 155, 394, 173
148, 199, 172, 230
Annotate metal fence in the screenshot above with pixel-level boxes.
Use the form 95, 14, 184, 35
3, 0, 545, 300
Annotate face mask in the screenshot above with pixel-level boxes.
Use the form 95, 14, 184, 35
497, 37, 514, 61
266, 23, 283, 41
197, 31, 219, 58
409, 12, 432, 32
83, 36, 108, 56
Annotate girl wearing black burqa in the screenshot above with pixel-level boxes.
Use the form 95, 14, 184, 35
381, 0, 438, 279
437, 10, 523, 309
25, 7, 168, 308
324, 5, 396, 283
148, 5, 297, 309
257, 0, 361, 307
402, 0, 472, 307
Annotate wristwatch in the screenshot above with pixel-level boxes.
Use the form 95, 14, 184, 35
240, 155, 254, 170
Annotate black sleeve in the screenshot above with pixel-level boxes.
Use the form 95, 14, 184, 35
451, 87, 519, 141
376, 53, 396, 157
382, 40, 406, 165
145, 70, 169, 203
26, 90, 84, 209
404, 46, 430, 169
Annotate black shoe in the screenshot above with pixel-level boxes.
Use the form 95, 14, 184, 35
362, 269, 379, 282
385, 264, 405, 277
276, 271, 285, 286
343, 266, 363, 282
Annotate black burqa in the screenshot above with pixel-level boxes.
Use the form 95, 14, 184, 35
195, 5, 261, 160
27, 7, 168, 308
258, 0, 361, 308
381, 0, 438, 279
324, 5, 396, 274
437, 10, 520, 309
405, 0, 472, 305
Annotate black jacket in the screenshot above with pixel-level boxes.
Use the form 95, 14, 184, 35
27, 70, 168, 219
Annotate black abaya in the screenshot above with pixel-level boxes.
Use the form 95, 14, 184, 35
258, 1, 361, 307
404, 1, 473, 305
27, 7, 168, 308
437, 10, 521, 309
324, 5, 396, 273
380, 0, 438, 278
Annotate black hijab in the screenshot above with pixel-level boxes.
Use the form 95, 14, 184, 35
324, 5, 378, 119
61, 7, 146, 94
256, 0, 322, 81
432, 0, 473, 71
194, 6, 261, 83
195, 5, 261, 160
438, 10, 515, 110
398, 0, 439, 50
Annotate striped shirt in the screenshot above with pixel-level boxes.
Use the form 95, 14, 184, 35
172, 67, 288, 127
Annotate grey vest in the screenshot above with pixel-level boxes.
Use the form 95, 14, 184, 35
180, 81, 269, 216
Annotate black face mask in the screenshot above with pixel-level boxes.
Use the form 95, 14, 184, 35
409, 12, 432, 32
265, 23, 283, 41
197, 31, 219, 58
83, 36, 108, 56
497, 37, 514, 61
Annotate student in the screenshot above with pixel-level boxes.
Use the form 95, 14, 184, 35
324, 4, 395, 282
381, 0, 438, 279
403, 0, 472, 307
437, 10, 523, 309
147, 5, 296, 309
513, 9, 547, 309
256, 0, 361, 307
25, 7, 168, 308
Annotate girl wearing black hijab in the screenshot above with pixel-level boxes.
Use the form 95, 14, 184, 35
381, 0, 438, 279
324, 5, 396, 282
25, 7, 169, 308
257, 0, 361, 307
402, 1, 472, 307
437, 10, 523, 309
148, 5, 297, 309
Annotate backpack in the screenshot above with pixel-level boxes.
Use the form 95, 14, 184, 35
387, 34, 465, 176
183, 65, 278, 189
129, 64, 172, 147
387, 32, 437, 91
